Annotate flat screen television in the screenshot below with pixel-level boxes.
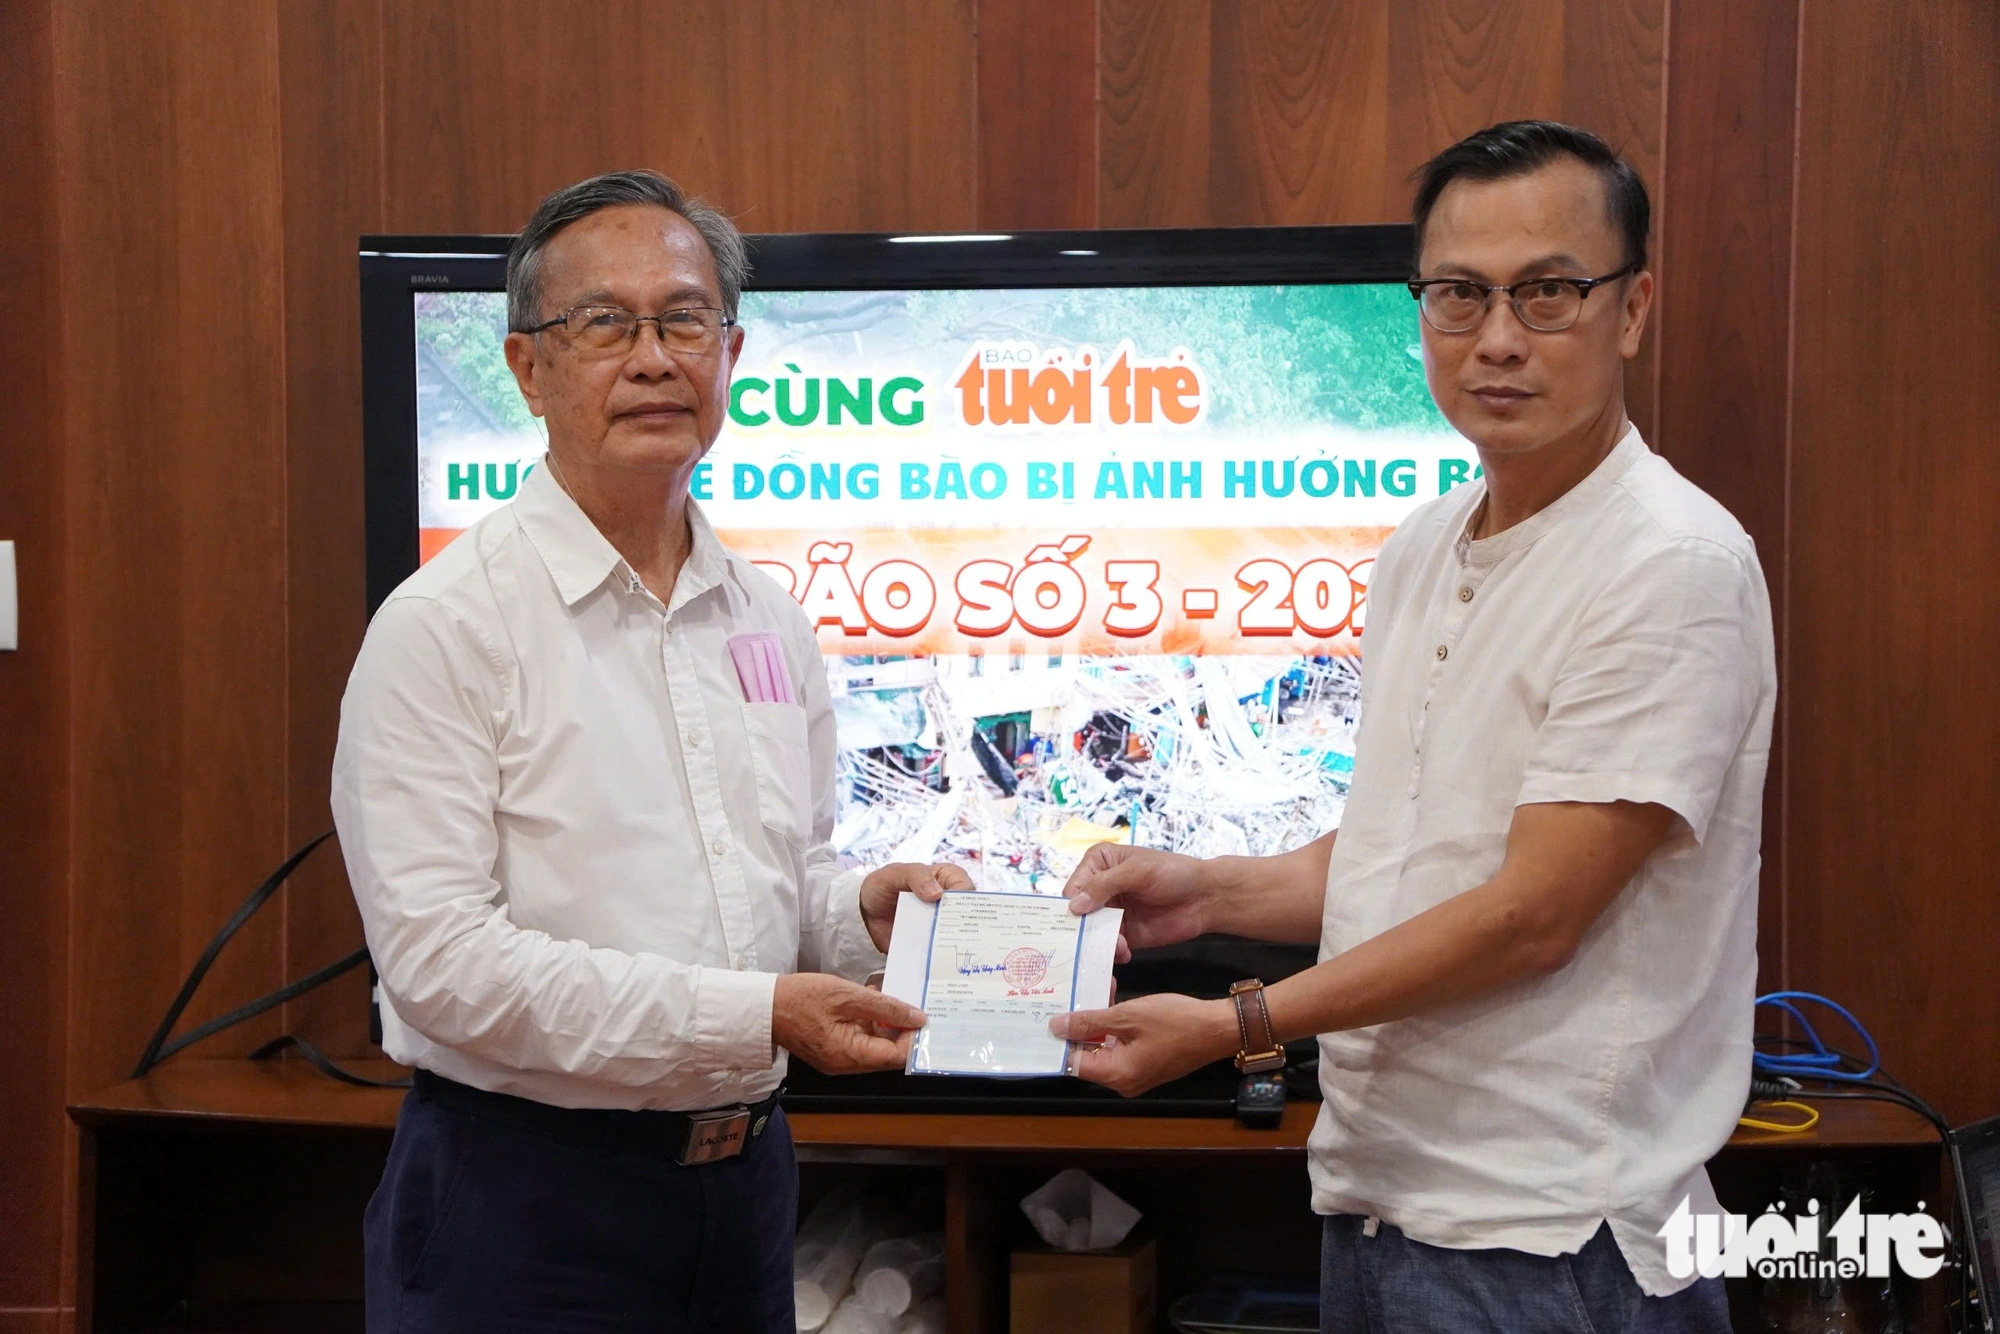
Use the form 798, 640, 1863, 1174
358, 225, 1472, 1113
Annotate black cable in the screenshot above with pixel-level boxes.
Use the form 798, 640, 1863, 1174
133, 830, 406, 1092
134, 831, 336, 1077
148, 946, 371, 1067
1759, 1016, 1977, 1332
250, 1034, 412, 1090
1791, 1084, 1953, 1136
1784, 1077, 1974, 1333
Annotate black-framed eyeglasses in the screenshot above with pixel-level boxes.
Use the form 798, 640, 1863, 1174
518, 304, 737, 356
1407, 265, 1636, 334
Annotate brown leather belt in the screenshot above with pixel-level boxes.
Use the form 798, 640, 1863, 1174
412, 1069, 784, 1166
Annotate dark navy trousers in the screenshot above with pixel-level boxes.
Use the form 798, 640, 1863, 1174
364, 1082, 797, 1333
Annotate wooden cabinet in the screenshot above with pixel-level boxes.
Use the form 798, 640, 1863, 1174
71, 1061, 1949, 1333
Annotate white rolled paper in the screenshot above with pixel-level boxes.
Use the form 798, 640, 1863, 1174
794, 1185, 884, 1331
897, 1296, 947, 1334
793, 1281, 834, 1333
827, 1292, 899, 1334
853, 1234, 945, 1315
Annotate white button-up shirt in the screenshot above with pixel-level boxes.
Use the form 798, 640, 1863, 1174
1307, 427, 1776, 1296
332, 463, 880, 1111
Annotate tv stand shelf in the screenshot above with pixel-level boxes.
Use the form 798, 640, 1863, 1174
70, 1059, 1946, 1334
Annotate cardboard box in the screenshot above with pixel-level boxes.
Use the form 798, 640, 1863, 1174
1009, 1234, 1157, 1334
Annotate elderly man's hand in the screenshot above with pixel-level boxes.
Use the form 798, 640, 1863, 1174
859, 861, 976, 952
773, 973, 927, 1075
1049, 994, 1238, 1098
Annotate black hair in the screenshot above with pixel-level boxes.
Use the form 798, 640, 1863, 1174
1410, 120, 1650, 271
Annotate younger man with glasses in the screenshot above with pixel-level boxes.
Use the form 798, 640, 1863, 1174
334, 171, 967, 1332
1053, 122, 1774, 1332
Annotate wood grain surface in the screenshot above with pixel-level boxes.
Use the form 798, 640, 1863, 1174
1209, 0, 1391, 225
1096, 0, 1665, 434
72, 1061, 1946, 1153
0, 0, 69, 1313
53, 0, 292, 1097
381, 0, 979, 237
276, 0, 386, 1058
1655, 0, 1799, 998
1784, 0, 2000, 1126
976, 0, 1097, 229
1099, 0, 1214, 227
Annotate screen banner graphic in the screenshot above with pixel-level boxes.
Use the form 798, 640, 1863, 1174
413, 284, 1469, 885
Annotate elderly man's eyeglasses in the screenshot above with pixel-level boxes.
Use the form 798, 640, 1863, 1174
1407, 265, 1635, 335
521, 304, 736, 356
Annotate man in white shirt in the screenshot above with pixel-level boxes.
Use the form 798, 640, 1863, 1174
333, 170, 967, 1333
1052, 122, 1773, 1332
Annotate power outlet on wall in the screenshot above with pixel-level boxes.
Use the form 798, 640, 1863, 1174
0, 541, 15, 650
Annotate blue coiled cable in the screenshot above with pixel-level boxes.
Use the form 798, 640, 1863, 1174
1752, 990, 1881, 1082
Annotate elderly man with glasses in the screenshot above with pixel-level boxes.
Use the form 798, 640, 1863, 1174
333, 170, 966, 1333
1053, 122, 1774, 1333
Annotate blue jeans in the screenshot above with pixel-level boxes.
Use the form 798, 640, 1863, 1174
1320, 1215, 1730, 1333
364, 1085, 798, 1333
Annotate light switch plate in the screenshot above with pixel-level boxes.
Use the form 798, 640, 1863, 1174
0, 541, 16, 650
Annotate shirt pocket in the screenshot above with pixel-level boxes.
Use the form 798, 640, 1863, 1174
741, 701, 812, 846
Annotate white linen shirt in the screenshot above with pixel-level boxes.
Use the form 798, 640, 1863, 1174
1307, 427, 1776, 1296
332, 462, 881, 1111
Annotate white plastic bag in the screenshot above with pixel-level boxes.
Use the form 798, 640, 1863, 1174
1018, 1168, 1142, 1251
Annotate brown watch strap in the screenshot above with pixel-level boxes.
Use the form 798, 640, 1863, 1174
1229, 978, 1285, 1073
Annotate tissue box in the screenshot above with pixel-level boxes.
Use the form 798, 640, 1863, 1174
1009, 1235, 1156, 1334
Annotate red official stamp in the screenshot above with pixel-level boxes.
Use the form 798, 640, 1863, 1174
1003, 947, 1048, 991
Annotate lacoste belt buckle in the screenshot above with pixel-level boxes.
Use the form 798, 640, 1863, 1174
678, 1107, 753, 1166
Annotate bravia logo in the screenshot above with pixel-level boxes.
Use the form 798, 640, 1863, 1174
1658, 1195, 1946, 1281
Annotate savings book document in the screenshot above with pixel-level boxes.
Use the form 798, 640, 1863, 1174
884, 891, 1121, 1077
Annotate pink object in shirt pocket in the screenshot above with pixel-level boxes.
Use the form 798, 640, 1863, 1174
727, 631, 796, 705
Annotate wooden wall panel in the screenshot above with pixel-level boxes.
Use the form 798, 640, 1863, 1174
54, 0, 290, 1097
1560, 0, 1664, 181
1099, 0, 1213, 227
1655, 0, 1799, 996
0, 0, 69, 1315
976, 0, 1097, 229
382, 0, 977, 238
1386, 0, 1564, 182
716, 1, 978, 233
1560, 0, 1664, 439
1095, 0, 1661, 436
277, 0, 386, 1056
1208, 0, 1390, 225
1786, 0, 2000, 1124
1384, 0, 1661, 439
381, 0, 690, 234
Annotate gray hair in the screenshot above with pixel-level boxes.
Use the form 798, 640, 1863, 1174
505, 170, 749, 331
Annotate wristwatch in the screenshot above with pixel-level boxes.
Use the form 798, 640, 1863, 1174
1228, 978, 1285, 1073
